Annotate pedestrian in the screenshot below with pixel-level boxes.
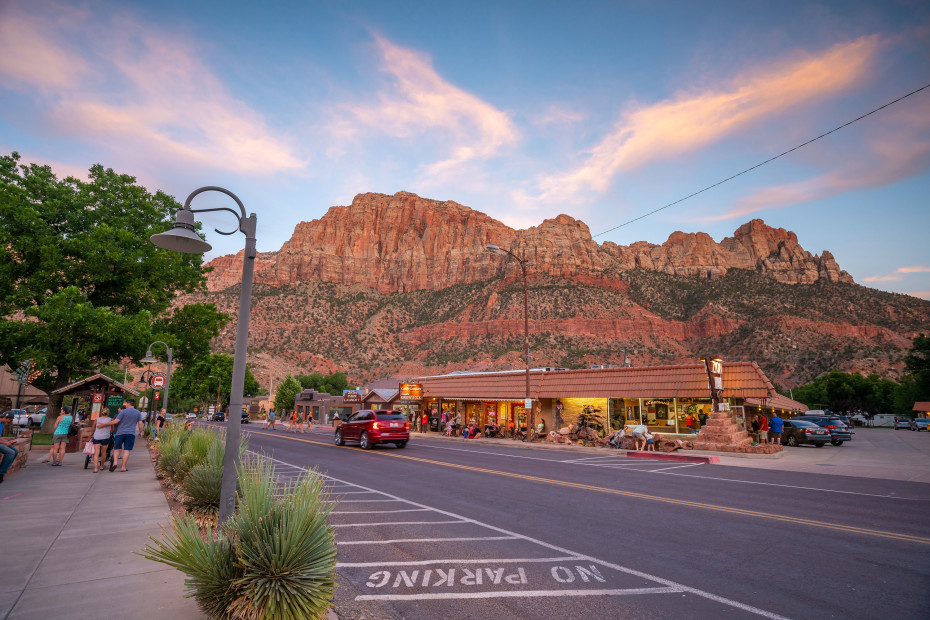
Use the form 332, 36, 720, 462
632, 423, 648, 450
0, 411, 19, 483
268, 408, 276, 430
757, 414, 769, 444
46, 406, 74, 466
154, 408, 166, 441
91, 408, 114, 473
750, 414, 761, 443
769, 412, 784, 446
421, 412, 428, 433
108, 401, 144, 472
645, 432, 656, 451
302, 412, 311, 434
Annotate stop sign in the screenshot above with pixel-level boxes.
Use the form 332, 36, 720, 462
150, 374, 166, 389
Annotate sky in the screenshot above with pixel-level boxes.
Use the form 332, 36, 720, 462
1, 0, 929, 298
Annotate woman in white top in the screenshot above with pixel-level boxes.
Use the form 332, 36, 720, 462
91, 411, 114, 473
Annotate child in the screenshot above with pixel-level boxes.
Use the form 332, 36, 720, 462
645, 432, 656, 452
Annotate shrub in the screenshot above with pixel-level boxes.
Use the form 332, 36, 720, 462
142, 456, 337, 620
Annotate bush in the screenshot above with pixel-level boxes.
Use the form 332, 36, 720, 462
142, 456, 337, 620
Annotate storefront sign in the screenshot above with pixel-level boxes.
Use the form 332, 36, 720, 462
343, 390, 361, 404
399, 383, 422, 401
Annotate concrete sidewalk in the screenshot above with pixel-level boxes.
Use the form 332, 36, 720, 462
0, 439, 204, 619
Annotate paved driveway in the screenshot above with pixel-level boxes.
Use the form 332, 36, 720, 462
716, 427, 930, 482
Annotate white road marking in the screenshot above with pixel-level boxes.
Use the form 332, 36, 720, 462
331, 508, 431, 514
332, 520, 467, 528
338, 536, 517, 546
338, 499, 407, 503
647, 463, 703, 473
358, 587, 681, 601
259, 453, 789, 619
331, 491, 382, 495
653, 470, 920, 499
337, 557, 583, 568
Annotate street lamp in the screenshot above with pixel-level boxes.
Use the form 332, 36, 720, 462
486, 244, 532, 436
141, 341, 172, 418
150, 186, 256, 524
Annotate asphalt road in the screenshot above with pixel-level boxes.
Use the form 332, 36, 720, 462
221, 424, 930, 619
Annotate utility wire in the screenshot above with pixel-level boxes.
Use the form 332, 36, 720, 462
592, 81, 930, 239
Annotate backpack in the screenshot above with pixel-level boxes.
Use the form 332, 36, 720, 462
67, 422, 79, 437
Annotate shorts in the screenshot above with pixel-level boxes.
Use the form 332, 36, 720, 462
632, 431, 645, 438
113, 434, 136, 451
646, 438, 654, 445
768, 431, 782, 441
52, 433, 69, 444
92, 437, 110, 445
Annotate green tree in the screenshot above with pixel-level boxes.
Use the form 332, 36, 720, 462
171, 353, 260, 414
274, 374, 302, 412
0, 152, 218, 430
297, 371, 350, 396
901, 333, 930, 402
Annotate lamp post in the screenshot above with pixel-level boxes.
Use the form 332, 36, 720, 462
486, 244, 532, 436
141, 341, 172, 418
150, 186, 256, 524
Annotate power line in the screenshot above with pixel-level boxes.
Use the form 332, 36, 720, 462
593, 81, 930, 239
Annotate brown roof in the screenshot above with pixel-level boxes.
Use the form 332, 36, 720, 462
745, 393, 809, 412
51, 374, 140, 396
913, 402, 930, 413
416, 362, 775, 401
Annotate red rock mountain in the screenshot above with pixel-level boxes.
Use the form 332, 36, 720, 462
191, 192, 926, 389
205, 191, 853, 293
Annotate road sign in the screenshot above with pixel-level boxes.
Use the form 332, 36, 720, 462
150, 373, 167, 390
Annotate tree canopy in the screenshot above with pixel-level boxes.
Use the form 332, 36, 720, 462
296, 372, 351, 396
273, 374, 303, 412
0, 152, 225, 428
169, 353, 260, 414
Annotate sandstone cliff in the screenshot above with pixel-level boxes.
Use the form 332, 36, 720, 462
204, 191, 853, 293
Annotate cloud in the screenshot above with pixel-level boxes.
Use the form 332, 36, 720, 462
707, 103, 930, 222
864, 266, 930, 283
906, 292, 930, 299
533, 35, 880, 204
0, 4, 304, 175
345, 35, 518, 175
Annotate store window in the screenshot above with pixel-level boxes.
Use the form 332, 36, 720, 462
466, 402, 481, 424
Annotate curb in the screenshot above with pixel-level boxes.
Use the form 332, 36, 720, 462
626, 451, 720, 464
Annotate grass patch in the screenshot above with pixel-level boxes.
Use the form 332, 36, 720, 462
31, 433, 53, 446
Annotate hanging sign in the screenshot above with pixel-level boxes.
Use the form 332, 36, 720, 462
399, 383, 422, 401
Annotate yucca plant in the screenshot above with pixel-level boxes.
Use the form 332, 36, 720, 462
157, 431, 188, 482
173, 428, 214, 484
182, 434, 247, 525
142, 456, 338, 619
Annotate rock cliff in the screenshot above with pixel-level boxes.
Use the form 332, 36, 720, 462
204, 192, 853, 293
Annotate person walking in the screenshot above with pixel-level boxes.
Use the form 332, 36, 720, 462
46, 406, 74, 466
108, 401, 144, 472
769, 412, 784, 446
421, 412, 428, 433
91, 408, 114, 473
268, 408, 276, 430
154, 408, 166, 441
0, 411, 19, 483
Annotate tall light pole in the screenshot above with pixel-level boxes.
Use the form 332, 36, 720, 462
150, 186, 256, 524
141, 341, 172, 417
486, 244, 532, 436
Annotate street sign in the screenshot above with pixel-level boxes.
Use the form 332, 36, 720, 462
524, 398, 533, 410
150, 373, 167, 390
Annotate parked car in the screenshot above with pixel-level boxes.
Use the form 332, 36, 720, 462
334, 409, 409, 449
781, 419, 830, 447
4, 409, 28, 427
893, 417, 914, 430
185, 412, 197, 419
27, 408, 47, 427
832, 415, 855, 434
241, 410, 250, 424
795, 415, 853, 446
914, 418, 930, 431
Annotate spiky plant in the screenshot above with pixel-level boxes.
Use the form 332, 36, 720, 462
142, 456, 337, 620
156, 431, 187, 482
173, 428, 214, 484
181, 433, 247, 526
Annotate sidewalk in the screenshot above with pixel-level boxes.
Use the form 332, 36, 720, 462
0, 439, 204, 619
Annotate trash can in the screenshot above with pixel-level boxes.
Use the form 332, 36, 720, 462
428, 417, 439, 432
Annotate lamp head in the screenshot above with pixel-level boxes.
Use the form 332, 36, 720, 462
141, 351, 157, 364
150, 209, 212, 254
486, 244, 500, 252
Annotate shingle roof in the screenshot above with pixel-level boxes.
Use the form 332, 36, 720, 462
913, 402, 930, 412
745, 393, 808, 412
51, 373, 141, 396
364, 388, 399, 403
415, 362, 775, 401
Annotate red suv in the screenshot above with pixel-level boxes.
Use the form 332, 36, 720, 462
335, 409, 409, 449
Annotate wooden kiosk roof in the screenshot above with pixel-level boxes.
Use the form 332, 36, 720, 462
51, 373, 140, 397
415, 362, 776, 401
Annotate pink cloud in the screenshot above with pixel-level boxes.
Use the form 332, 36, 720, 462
534, 35, 880, 203
0, 5, 304, 175
906, 291, 930, 299
864, 265, 930, 283
346, 35, 518, 175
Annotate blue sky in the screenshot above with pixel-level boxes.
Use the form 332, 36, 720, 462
1, 0, 928, 298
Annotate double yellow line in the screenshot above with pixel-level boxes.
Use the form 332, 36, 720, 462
246, 429, 930, 546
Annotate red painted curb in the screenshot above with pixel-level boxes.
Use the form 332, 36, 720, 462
626, 451, 719, 464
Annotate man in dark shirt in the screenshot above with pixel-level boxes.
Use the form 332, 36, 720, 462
155, 408, 166, 441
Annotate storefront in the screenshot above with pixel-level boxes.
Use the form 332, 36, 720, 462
414, 362, 778, 439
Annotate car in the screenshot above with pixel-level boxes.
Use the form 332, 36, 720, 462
185, 412, 197, 419
241, 410, 249, 424
795, 415, 853, 446
781, 419, 830, 447
213, 412, 225, 422
913, 419, 930, 431
4, 409, 29, 426
832, 415, 855, 434
893, 417, 914, 430
334, 409, 410, 449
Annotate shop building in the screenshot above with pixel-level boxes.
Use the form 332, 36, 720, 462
413, 362, 790, 436
293, 389, 353, 425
